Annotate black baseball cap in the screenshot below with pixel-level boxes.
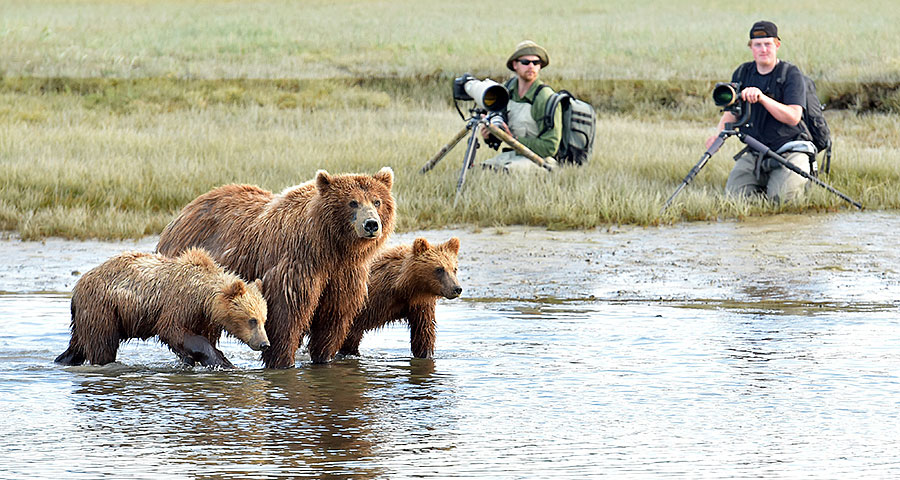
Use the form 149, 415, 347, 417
750, 21, 779, 40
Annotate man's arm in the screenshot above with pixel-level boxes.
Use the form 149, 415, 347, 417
519, 92, 562, 158
741, 87, 802, 126
706, 111, 738, 148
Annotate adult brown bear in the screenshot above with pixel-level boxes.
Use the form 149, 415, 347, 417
55, 248, 269, 368
157, 168, 395, 367
340, 237, 461, 358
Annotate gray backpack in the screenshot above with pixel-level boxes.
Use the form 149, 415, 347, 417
505, 78, 597, 166
539, 89, 597, 165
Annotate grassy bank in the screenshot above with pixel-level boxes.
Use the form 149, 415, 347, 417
2, 77, 899, 240
2, 0, 899, 239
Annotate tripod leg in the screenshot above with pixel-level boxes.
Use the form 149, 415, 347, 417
742, 134, 862, 210
421, 126, 470, 174
660, 132, 730, 214
453, 127, 480, 207
484, 123, 552, 171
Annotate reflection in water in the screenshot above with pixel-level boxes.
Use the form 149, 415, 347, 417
3, 290, 900, 478
63, 358, 447, 479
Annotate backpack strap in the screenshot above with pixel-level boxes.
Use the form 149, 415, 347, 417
504, 77, 515, 92
771, 60, 792, 99
735, 61, 755, 86
505, 77, 547, 105
537, 88, 564, 137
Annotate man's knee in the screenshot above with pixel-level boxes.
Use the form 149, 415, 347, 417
767, 152, 810, 201
725, 153, 763, 197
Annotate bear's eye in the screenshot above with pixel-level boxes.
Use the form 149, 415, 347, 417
373, 199, 381, 207
435, 267, 445, 275
349, 200, 359, 209
248, 318, 258, 328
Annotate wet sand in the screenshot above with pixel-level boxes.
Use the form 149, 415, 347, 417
1, 210, 898, 307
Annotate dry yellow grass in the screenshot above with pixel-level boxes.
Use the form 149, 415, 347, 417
1, 1, 899, 239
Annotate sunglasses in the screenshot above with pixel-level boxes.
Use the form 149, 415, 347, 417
517, 59, 541, 66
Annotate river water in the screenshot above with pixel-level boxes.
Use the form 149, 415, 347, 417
1, 211, 899, 478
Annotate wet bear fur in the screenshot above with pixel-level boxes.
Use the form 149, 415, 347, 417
340, 237, 461, 358
156, 168, 396, 367
54, 248, 269, 368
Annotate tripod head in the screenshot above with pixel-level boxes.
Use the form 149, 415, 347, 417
722, 98, 751, 136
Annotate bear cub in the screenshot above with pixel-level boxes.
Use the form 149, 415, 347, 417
340, 237, 461, 358
55, 248, 269, 368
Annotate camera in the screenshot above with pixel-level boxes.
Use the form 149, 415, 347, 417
453, 73, 509, 112
712, 82, 746, 115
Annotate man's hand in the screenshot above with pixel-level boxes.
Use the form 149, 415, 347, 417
741, 87, 803, 126
740, 86, 765, 103
482, 120, 514, 140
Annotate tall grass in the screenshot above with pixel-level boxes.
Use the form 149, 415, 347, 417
1, 1, 899, 239
2, 78, 898, 240
2, 0, 900, 82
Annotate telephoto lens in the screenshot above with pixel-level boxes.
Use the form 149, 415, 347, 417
712, 82, 741, 108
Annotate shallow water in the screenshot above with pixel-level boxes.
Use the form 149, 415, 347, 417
2, 212, 899, 478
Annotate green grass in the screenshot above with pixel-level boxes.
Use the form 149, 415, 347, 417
3, 0, 900, 82
1, 0, 899, 239
2, 77, 898, 240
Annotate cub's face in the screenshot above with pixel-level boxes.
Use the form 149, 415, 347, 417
315, 167, 395, 241
410, 237, 462, 299
217, 278, 269, 351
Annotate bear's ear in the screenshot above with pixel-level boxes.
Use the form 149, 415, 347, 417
412, 237, 430, 256
223, 280, 246, 299
315, 170, 332, 191
253, 278, 263, 293
373, 167, 393, 190
443, 237, 460, 254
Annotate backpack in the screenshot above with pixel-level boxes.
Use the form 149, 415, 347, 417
737, 60, 833, 174
505, 78, 597, 165
539, 90, 597, 165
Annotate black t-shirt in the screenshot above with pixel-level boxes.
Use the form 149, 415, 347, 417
732, 61, 807, 150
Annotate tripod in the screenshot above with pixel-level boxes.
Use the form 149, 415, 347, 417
421, 108, 553, 206
660, 104, 862, 214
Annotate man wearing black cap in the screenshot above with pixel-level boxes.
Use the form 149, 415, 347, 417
705, 21, 811, 201
481, 40, 562, 173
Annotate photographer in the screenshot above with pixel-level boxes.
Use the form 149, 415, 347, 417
481, 40, 562, 173
706, 21, 810, 202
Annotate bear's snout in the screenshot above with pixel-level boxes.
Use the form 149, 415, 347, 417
364, 218, 380, 235
444, 285, 462, 299
249, 339, 270, 352
352, 203, 383, 240
247, 327, 270, 351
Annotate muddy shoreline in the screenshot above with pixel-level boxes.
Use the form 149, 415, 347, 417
2, 211, 898, 307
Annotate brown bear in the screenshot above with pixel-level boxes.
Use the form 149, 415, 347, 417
340, 237, 462, 358
54, 248, 269, 368
156, 168, 395, 367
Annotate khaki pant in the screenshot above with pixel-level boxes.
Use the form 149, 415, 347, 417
725, 150, 810, 202
481, 150, 548, 173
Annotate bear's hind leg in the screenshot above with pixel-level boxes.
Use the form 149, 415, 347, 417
338, 330, 363, 357
77, 308, 122, 365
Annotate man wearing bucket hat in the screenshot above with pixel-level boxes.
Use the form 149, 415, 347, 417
481, 40, 562, 173
705, 21, 811, 202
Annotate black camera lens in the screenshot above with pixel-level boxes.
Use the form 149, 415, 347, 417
712, 83, 739, 107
